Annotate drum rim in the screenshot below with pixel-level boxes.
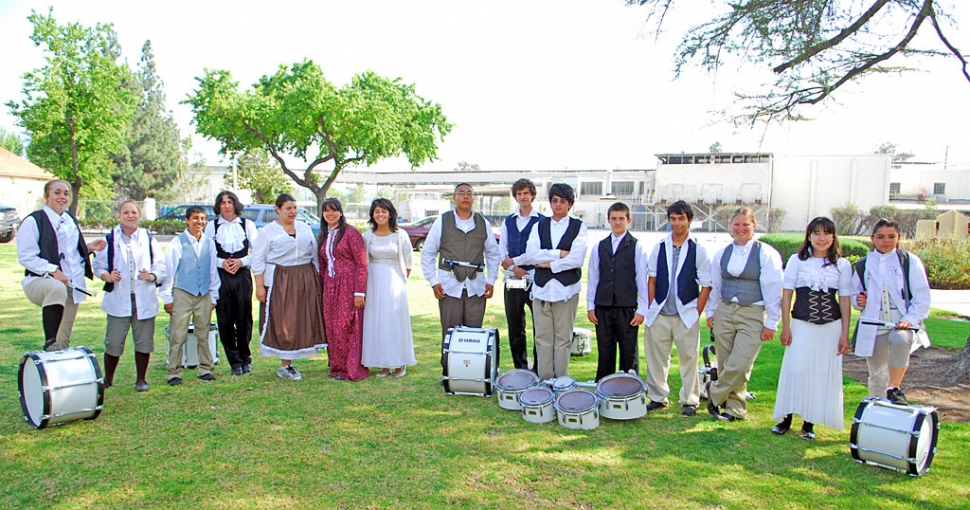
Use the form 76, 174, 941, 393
552, 376, 577, 389
495, 369, 540, 391
554, 389, 598, 414
595, 373, 645, 398
518, 387, 555, 406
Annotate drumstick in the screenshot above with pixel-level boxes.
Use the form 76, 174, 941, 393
859, 319, 920, 331
44, 274, 97, 297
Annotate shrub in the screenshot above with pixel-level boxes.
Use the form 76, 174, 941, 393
760, 233, 870, 267
907, 238, 970, 289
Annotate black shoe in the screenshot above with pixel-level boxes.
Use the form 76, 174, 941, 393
646, 400, 667, 412
716, 412, 741, 423
681, 405, 697, 417
706, 383, 721, 417
800, 422, 816, 440
198, 373, 216, 381
167, 377, 182, 386
43, 338, 57, 351
771, 422, 791, 435
887, 387, 908, 406
135, 381, 150, 392
231, 366, 244, 376
242, 363, 253, 374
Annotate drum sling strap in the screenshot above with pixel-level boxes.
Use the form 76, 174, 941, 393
103, 230, 157, 292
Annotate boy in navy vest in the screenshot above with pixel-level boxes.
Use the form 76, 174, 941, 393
17, 179, 106, 351
586, 202, 648, 382
500, 178, 544, 370
520, 183, 588, 381
161, 206, 220, 386
644, 201, 712, 416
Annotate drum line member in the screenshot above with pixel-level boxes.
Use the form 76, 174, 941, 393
205, 191, 259, 376
704, 207, 783, 422
94, 200, 165, 392
252, 194, 327, 381
421, 183, 502, 342
17, 179, 106, 351
772, 217, 853, 440
361, 198, 417, 378
520, 183, 588, 381
161, 206, 220, 386
587, 202, 648, 382
643, 201, 712, 417
500, 178, 544, 370
319, 197, 370, 382
852, 218, 931, 406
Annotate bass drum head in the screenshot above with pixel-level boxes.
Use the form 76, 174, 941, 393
913, 409, 939, 476
596, 373, 645, 398
495, 369, 539, 391
18, 353, 47, 428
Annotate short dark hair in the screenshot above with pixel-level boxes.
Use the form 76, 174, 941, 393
368, 198, 399, 233
454, 183, 473, 193
667, 200, 694, 221
871, 218, 900, 236
214, 190, 243, 217
607, 202, 630, 218
275, 193, 296, 209
185, 205, 207, 220
548, 183, 574, 205
511, 178, 537, 198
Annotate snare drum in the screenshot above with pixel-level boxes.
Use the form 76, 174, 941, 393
850, 397, 939, 476
495, 369, 540, 410
571, 327, 592, 356
552, 376, 577, 395
519, 387, 557, 423
165, 322, 220, 368
18, 347, 104, 429
442, 327, 499, 397
596, 373, 647, 420
555, 389, 600, 430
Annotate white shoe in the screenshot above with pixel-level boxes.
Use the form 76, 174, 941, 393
376, 368, 392, 378
277, 365, 303, 381
393, 366, 407, 378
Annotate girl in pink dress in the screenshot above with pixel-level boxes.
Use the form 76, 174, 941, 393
318, 198, 370, 381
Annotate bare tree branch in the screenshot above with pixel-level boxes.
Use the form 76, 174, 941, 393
928, 6, 970, 83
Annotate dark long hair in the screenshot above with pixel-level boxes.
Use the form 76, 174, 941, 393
797, 216, 841, 266
318, 197, 347, 247
368, 198, 399, 232
214, 190, 243, 217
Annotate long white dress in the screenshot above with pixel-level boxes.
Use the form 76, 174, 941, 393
361, 230, 416, 368
773, 255, 853, 429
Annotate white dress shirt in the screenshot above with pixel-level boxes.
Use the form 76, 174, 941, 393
521, 215, 588, 303
644, 232, 713, 328
851, 249, 931, 357
421, 211, 502, 299
250, 221, 319, 288
706, 240, 784, 329
204, 215, 259, 268
93, 226, 166, 319
17, 206, 90, 302
160, 231, 221, 306
586, 231, 649, 316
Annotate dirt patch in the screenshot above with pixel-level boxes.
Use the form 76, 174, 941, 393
843, 348, 970, 422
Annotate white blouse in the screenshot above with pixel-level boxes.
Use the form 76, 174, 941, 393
783, 254, 853, 294
251, 221, 319, 287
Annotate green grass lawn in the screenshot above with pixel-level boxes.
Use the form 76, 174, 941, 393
0, 243, 967, 509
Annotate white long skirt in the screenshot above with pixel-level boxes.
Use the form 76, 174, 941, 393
772, 318, 845, 429
361, 262, 416, 368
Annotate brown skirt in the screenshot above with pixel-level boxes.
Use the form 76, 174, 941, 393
259, 263, 327, 360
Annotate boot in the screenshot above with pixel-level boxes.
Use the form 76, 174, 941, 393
134, 352, 150, 392
102, 354, 120, 388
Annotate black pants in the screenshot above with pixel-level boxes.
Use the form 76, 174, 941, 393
503, 284, 536, 370
215, 267, 254, 369
594, 306, 640, 381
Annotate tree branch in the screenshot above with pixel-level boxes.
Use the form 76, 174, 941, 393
243, 122, 320, 193
927, 6, 970, 83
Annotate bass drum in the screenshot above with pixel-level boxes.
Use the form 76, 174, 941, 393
442, 327, 499, 397
519, 386, 557, 423
18, 347, 104, 429
850, 397, 939, 476
596, 373, 647, 420
555, 389, 600, 430
495, 369, 540, 410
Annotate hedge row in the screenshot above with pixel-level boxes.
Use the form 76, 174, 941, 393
759, 233, 870, 266
78, 218, 189, 235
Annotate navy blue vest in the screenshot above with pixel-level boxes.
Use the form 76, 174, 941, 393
594, 234, 638, 307
654, 239, 700, 306
24, 210, 93, 279
533, 217, 582, 288
504, 213, 542, 271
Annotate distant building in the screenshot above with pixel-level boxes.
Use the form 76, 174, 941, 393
0, 147, 53, 217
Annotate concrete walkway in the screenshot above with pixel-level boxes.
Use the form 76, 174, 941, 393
930, 289, 970, 318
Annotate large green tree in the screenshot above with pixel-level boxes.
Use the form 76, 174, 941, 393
184, 61, 452, 214
111, 41, 181, 201
5, 9, 135, 214
629, 0, 968, 123
0, 127, 25, 156
228, 149, 293, 204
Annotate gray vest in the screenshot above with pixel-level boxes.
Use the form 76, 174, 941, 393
174, 231, 212, 297
437, 211, 488, 282
719, 241, 763, 306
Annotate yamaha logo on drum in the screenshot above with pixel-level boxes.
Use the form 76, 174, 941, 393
457, 335, 482, 344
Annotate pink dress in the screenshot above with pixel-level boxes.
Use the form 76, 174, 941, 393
319, 226, 370, 381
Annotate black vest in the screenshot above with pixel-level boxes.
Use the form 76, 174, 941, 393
103, 228, 157, 292
504, 213, 542, 271
213, 217, 250, 259
594, 234, 638, 307
533, 217, 582, 288
654, 239, 700, 306
24, 210, 93, 280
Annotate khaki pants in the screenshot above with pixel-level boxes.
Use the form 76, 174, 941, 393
167, 288, 215, 380
709, 301, 765, 420
532, 294, 579, 380
644, 314, 701, 406
24, 277, 79, 350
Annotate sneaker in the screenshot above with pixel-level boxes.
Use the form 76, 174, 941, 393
167, 377, 182, 386
277, 365, 303, 381
135, 381, 150, 392
681, 405, 697, 417
242, 363, 253, 374
231, 366, 244, 376
646, 400, 667, 412
887, 387, 908, 406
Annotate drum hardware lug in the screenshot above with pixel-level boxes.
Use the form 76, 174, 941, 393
858, 446, 905, 461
